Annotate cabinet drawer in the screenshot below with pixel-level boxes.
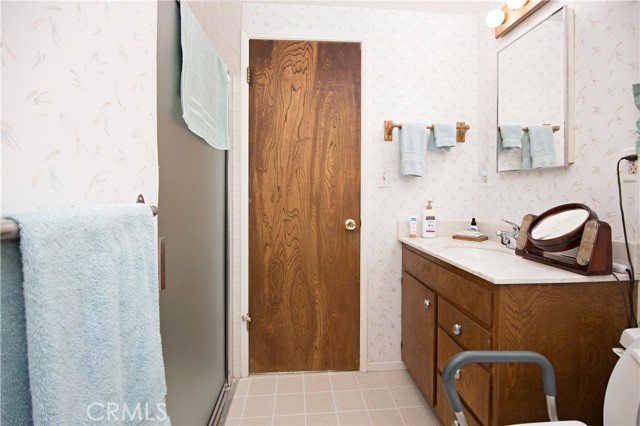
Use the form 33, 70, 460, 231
435, 373, 483, 426
437, 328, 491, 426
402, 246, 493, 326
438, 299, 491, 350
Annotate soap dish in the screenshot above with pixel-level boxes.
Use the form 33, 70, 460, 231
452, 230, 488, 242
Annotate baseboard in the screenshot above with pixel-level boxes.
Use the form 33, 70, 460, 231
366, 361, 407, 372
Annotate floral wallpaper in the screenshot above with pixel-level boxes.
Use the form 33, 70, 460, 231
243, 3, 480, 366
477, 0, 639, 246
1, 1, 158, 214
240, 1, 639, 368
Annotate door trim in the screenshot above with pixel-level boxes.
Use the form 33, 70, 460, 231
239, 31, 369, 377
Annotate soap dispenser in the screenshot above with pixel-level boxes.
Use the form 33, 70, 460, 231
422, 201, 437, 238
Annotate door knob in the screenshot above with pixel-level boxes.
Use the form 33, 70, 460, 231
345, 219, 357, 231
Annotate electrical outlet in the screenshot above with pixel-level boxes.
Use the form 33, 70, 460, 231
379, 168, 390, 188
480, 169, 491, 188
621, 147, 638, 183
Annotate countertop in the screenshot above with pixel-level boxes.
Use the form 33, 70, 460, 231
399, 236, 628, 285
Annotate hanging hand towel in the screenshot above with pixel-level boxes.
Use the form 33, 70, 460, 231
520, 131, 532, 169
400, 122, 427, 177
181, 0, 229, 150
7, 204, 170, 426
499, 125, 523, 149
428, 123, 456, 151
528, 125, 557, 168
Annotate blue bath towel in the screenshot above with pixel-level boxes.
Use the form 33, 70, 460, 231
400, 122, 427, 176
428, 123, 456, 151
528, 125, 557, 168
7, 204, 170, 426
181, 0, 229, 150
1, 239, 33, 426
499, 125, 523, 149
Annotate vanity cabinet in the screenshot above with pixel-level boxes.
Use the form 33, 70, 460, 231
401, 244, 627, 426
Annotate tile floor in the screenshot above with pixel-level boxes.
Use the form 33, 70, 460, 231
222, 370, 442, 426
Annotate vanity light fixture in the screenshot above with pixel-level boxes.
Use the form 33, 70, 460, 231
485, 9, 506, 28
486, 0, 547, 38
506, 0, 528, 10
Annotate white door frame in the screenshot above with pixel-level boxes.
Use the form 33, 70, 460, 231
239, 31, 369, 377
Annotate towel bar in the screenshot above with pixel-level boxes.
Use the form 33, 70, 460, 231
384, 120, 470, 142
523, 125, 560, 133
0, 195, 158, 241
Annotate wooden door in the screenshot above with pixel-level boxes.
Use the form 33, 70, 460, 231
248, 40, 361, 373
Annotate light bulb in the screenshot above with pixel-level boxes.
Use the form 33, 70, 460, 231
485, 9, 506, 28
506, 0, 528, 9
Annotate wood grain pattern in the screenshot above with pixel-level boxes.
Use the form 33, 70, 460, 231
438, 299, 492, 351
435, 374, 483, 426
402, 244, 629, 426
492, 282, 627, 425
248, 40, 361, 373
437, 328, 491, 426
403, 246, 494, 326
402, 272, 436, 405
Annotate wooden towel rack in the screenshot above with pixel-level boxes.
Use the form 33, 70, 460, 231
384, 120, 470, 142
522, 125, 560, 133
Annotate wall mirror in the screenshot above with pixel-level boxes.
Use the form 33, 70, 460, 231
496, 5, 573, 172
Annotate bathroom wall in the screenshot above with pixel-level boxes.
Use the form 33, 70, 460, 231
241, 3, 481, 368
1, 1, 158, 213
476, 1, 639, 248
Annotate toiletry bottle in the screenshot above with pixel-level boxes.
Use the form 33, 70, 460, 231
469, 218, 478, 232
422, 201, 436, 238
409, 216, 417, 238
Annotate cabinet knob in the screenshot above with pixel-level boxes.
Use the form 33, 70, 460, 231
423, 299, 431, 310
452, 323, 463, 335
453, 421, 460, 426
454, 369, 461, 380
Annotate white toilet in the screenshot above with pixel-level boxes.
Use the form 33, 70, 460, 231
602, 328, 640, 426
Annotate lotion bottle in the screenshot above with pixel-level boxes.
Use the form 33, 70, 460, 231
422, 201, 437, 238
409, 216, 417, 238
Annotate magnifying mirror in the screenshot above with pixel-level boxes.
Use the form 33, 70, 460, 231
527, 204, 596, 252
516, 203, 611, 275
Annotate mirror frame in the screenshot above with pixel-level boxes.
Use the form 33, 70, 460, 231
496, 5, 574, 173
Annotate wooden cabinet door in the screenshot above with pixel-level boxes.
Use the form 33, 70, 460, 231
401, 272, 436, 405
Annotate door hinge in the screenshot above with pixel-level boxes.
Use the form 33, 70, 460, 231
242, 313, 252, 331
246, 66, 251, 84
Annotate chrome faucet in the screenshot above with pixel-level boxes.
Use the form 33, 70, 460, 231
496, 219, 520, 249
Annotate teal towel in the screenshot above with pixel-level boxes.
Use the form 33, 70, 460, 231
400, 122, 427, 177
181, 0, 229, 150
528, 125, 556, 168
499, 125, 523, 149
521, 131, 532, 169
7, 204, 170, 425
1, 240, 33, 426
428, 123, 456, 151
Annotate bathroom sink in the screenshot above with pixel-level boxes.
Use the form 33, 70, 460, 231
442, 245, 515, 261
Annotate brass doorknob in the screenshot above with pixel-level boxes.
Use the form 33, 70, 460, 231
345, 219, 357, 231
